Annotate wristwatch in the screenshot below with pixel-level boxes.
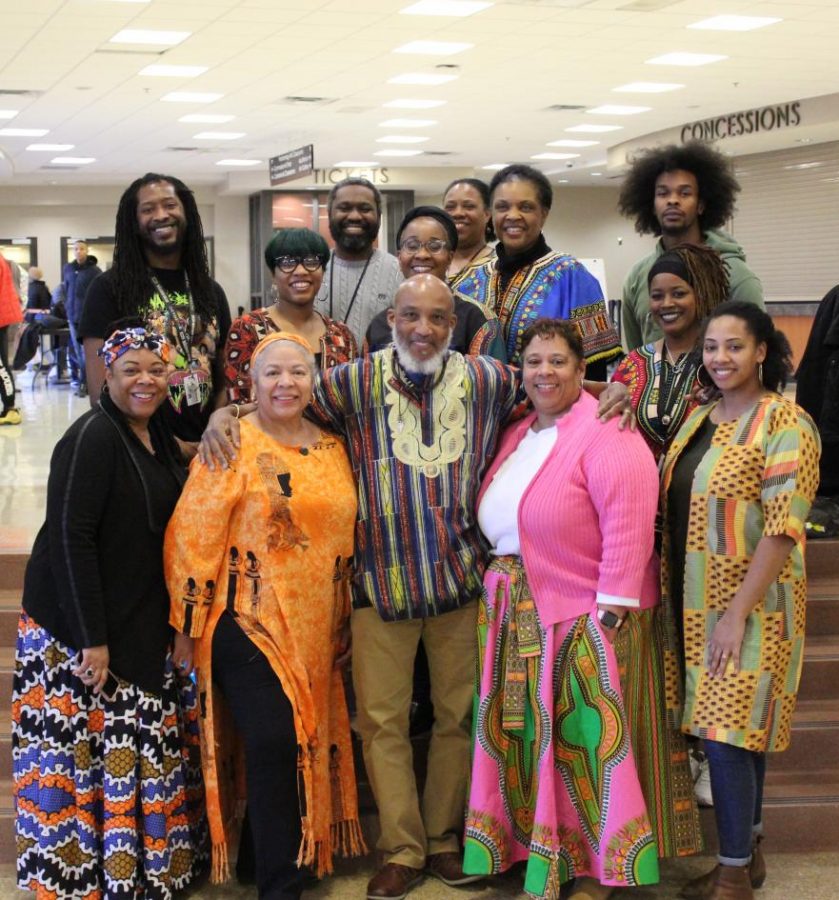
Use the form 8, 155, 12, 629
597, 608, 625, 630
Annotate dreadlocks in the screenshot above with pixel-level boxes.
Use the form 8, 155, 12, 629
108, 173, 216, 320
649, 243, 730, 322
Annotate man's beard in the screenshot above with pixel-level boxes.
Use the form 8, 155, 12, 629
329, 218, 378, 255
391, 325, 452, 376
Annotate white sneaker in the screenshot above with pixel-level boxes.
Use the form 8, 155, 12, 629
690, 749, 714, 807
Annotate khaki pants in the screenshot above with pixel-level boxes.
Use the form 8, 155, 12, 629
351, 603, 477, 869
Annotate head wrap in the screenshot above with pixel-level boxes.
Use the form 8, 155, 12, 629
99, 326, 170, 369
250, 332, 315, 372
396, 206, 459, 252
648, 250, 692, 288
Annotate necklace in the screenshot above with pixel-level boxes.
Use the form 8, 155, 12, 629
450, 242, 487, 274
327, 250, 372, 322
656, 345, 697, 431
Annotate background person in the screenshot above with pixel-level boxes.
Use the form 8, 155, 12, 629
0, 253, 23, 426
62, 239, 101, 395
660, 302, 820, 900
13, 323, 205, 898
442, 178, 495, 288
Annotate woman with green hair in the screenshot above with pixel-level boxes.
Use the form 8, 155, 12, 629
224, 227, 358, 402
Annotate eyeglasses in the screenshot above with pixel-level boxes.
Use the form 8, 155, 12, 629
399, 237, 449, 254
274, 255, 323, 273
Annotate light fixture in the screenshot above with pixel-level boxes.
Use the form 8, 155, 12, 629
400, 1, 492, 16
376, 135, 429, 143
383, 98, 446, 109
0, 128, 49, 137
613, 82, 684, 93
334, 161, 381, 167
109, 28, 190, 46
387, 72, 458, 85
393, 40, 473, 55
379, 118, 437, 128
51, 157, 95, 165
557, 178, 570, 184
783, 162, 823, 170
586, 105, 650, 116
646, 52, 727, 66
216, 159, 261, 166
481, 163, 508, 170
179, 113, 235, 124
0, 110, 19, 120
591, 172, 603, 177
193, 131, 245, 140
566, 124, 623, 133
373, 149, 423, 156
689, 15, 781, 32
162, 92, 223, 103
139, 64, 208, 77
547, 139, 598, 148
531, 152, 579, 160
26, 143, 75, 151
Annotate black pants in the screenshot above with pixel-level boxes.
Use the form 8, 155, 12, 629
212, 612, 304, 900
0, 325, 15, 414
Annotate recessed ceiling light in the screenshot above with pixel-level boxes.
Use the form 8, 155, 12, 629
566, 124, 623, 133
591, 172, 602, 177
162, 92, 223, 103
400, 1, 492, 16
547, 139, 599, 148
193, 131, 245, 140
216, 159, 261, 166
393, 40, 473, 55
376, 135, 430, 143
110, 28, 190, 46
379, 118, 437, 128
334, 161, 381, 167
586, 105, 650, 116
689, 15, 781, 32
51, 157, 95, 165
388, 72, 458, 85
531, 152, 579, 160
383, 98, 447, 109
26, 143, 75, 151
646, 52, 727, 66
481, 163, 508, 170
0, 110, 19, 120
139, 64, 208, 77
0, 128, 49, 137
178, 113, 235, 124
557, 178, 570, 184
373, 149, 424, 157
613, 81, 684, 93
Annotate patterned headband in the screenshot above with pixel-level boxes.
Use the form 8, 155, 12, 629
250, 332, 315, 371
99, 326, 170, 369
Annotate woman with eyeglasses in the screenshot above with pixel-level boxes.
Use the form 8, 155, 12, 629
224, 228, 358, 403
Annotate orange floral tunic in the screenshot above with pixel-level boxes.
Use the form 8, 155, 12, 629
164, 417, 363, 881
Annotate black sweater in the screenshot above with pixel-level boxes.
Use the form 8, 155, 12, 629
22, 392, 186, 693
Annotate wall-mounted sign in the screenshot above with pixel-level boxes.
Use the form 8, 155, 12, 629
269, 144, 314, 186
312, 167, 391, 185
680, 102, 802, 143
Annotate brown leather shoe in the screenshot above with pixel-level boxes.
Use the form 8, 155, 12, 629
426, 852, 484, 887
679, 843, 766, 900
685, 864, 753, 900
366, 863, 424, 900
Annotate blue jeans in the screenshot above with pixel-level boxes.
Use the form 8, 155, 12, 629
703, 739, 766, 866
68, 319, 85, 385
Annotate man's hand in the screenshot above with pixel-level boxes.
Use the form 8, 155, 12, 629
198, 404, 254, 469
597, 381, 635, 431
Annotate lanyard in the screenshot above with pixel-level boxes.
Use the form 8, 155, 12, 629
328, 250, 372, 323
149, 270, 197, 367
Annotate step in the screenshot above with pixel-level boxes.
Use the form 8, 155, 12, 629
806, 538, 839, 581
0, 591, 21, 646
770, 697, 839, 772
807, 582, 839, 636
797, 635, 839, 701
0, 555, 27, 593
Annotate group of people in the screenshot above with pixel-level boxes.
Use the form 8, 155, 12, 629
12, 140, 822, 900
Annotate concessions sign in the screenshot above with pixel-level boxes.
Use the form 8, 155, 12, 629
269, 145, 314, 185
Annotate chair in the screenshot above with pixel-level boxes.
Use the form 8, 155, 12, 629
31, 323, 71, 389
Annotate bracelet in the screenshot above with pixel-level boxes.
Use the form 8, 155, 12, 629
230, 403, 241, 420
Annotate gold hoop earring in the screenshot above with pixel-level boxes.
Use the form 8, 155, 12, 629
697, 363, 713, 388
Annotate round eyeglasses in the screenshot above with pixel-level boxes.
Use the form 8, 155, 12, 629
275, 255, 323, 273
399, 237, 449, 254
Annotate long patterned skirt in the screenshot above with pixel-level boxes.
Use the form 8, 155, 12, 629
463, 557, 660, 898
13, 613, 208, 899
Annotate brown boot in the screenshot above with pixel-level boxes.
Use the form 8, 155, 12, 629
707, 864, 754, 900
680, 840, 766, 899
750, 835, 766, 889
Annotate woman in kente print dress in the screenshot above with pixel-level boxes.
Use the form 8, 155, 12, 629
165, 333, 365, 899
661, 302, 820, 900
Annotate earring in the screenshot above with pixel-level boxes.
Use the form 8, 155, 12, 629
697, 363, 712, 387
758, 362, 764, 384
270, 283, 278, 302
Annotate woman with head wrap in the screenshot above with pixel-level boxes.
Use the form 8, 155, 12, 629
612, 243, 729, 461
13, 321, 206, 899
165, 332, 365, 899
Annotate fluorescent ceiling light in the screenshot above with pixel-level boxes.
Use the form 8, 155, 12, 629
393, 40, 473, 55
162, 92, 223, 103
586, 105, 650, 116
531, 152, 579, 160
482, 163, 508, 170
373, 149, 423, 157
139, 64, 208, 77
178, 113, 234, 124
646, 52, 727, 66
0, 110, 19, 120
614, 81, 683, 93
783, 161, 823, 170
566, 124, 623, 133
379, 118, 437, 128
110, 28, 190, 46
383, 98, 446, 109
557, 179, 570, 183
590, 172, 603, 177
51, 157, 95, 165
400, 1, 492, 16
193, 131, 245, 140
547, 139, 598, 147
689, 15, 781, 32
334, 161, 381, 167
388, 72, 457, 85
26, 143, 74, 151
376, 135, 429, 143
216, 159, 261, 166
0, 128, 49, 137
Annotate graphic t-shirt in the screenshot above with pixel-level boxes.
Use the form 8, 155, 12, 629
81, 267, 231, 442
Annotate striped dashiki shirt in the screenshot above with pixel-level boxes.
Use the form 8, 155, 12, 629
314, 349, 520, 622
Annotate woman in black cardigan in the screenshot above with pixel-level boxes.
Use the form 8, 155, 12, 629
13, 322, 206, 900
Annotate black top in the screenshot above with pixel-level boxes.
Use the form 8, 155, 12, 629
22, 392, 186, 693
80, 267, 231, 442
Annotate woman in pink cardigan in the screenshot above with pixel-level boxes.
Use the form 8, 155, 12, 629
462, 318, 661, 900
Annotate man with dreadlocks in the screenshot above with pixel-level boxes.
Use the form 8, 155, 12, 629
618, 141, 764, 352
81, 173, 231, 448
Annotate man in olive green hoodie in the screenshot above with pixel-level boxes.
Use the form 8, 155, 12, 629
618, 141, 764, 351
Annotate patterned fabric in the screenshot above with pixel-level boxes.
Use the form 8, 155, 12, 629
448, 247, 496, 294
456, 251, 621, 367
99, 326, 170, 369
612, 344, 700, 462
13, 613, 206, 900
224, 307, 357, 402
464, 557, 659, 896
660, 395, 821, 752
165, 419, 363, 880
314, 350, 520, 621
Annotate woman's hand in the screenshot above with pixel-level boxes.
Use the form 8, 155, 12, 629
706, 609, 748, 678
596, 604, 626, 644
597, 381, 636, 431
172, 632, 195, 677
73, 645, 110, 694
334, 619, 352, 670
198, 404, 253, 470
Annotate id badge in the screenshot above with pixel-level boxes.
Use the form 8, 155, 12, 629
184, 373, 202, 407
